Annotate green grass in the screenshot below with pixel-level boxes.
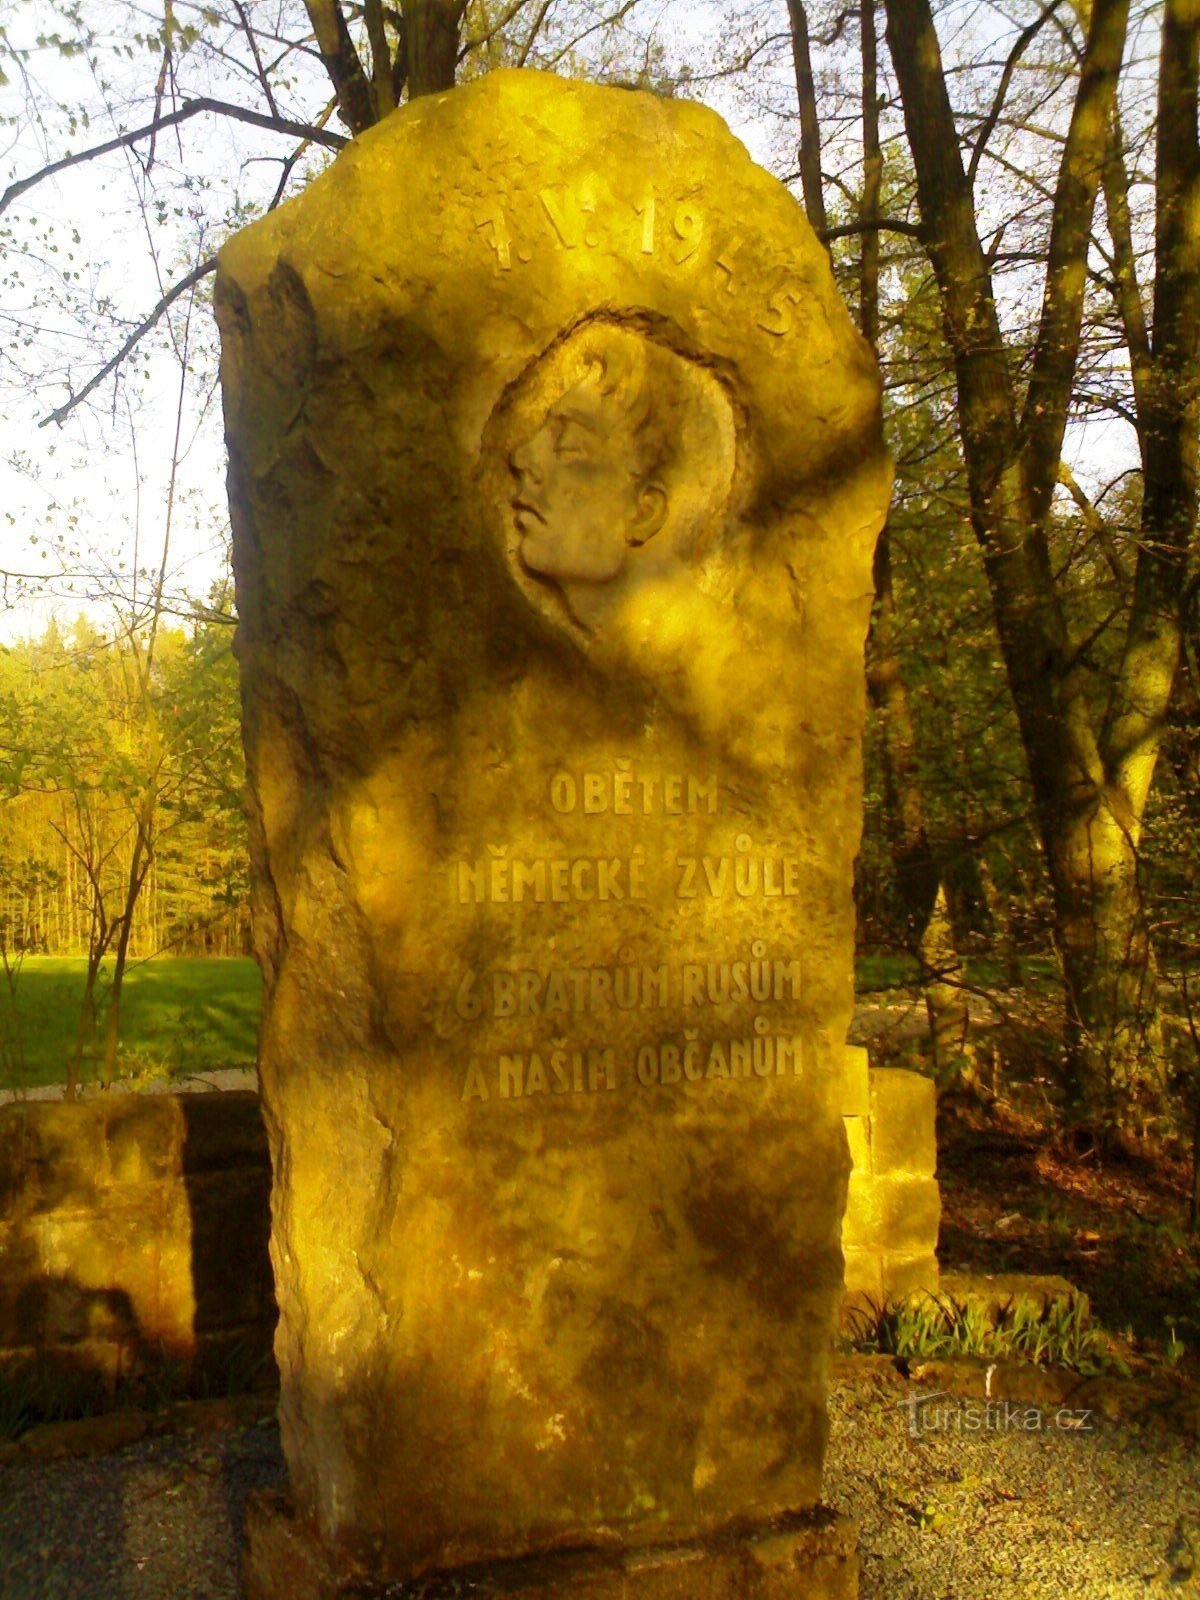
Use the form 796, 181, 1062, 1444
855, 951, 1062, 994
0, 956, 261, 1091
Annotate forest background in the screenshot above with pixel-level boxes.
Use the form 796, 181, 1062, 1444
1, 0, 1197, 1141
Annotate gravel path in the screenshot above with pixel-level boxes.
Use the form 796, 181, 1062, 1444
824, 1379, 1200, 1597
0, 1421, 283, 1599
0, 1381, 1195, 1598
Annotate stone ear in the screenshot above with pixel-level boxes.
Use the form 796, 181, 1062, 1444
627, 482, 667, 547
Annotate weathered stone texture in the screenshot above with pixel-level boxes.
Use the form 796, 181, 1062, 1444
245, 1490, 859, 1600
0, 1093, 274, 1386
840, 1066, 939, 1308
218, 68, 889, 1589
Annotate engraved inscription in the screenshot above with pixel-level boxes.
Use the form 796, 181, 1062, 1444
454, 946, 800, 1021
456, 963, 669, 1020
681, 956, 800, 1005
475, 201, 512, 270
462, 1047, 618, 1102
635, 196, 655, 254
458, 1023, 807, 1104
473, 184, 807, 343
758, 278, 804, 337
674, 836, 802, 899
549, 766, 718, 815
453, 836, 804, 905
636, 1021, 804, 1085
456, 852, 648, 904
671, 203, 703, 264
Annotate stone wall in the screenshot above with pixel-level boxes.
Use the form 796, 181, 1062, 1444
0, 1093, 275, 1390
0, 1070, 936, 1393
841, 1054, 940, 1307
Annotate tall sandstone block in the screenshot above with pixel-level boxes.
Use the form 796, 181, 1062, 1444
218, 69, 889, 1595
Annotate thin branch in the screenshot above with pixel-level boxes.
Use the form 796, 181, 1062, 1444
821, 216, 924, 242
967, 0, 1067, 190
541, 0, 639, 67
266, 102, 339, 211
233, 0, 281, 117
39, 257, 216, 430
515, 0, 554, 66
458, 0, 540, 58
2, 98, 347, 217
1057, 460, 1129, 585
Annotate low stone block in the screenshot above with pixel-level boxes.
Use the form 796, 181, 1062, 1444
10, 1104, 107, 1215
32, 1199, 172, 1344
842, 1116, 870, 1176
843, 1174, 940, 1260
17, 1408, 153, 1460
103, 1098, 182, 1186
840, 1249, 883, 1308
937, 1271, 1086, 1325
868, 1069, 936, 1176
244, 1492, 858, 1600
836, 1047, 871, 1119
881, 1251, 939, 1302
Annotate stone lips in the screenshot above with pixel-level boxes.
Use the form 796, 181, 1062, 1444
217, 69, 890, 1586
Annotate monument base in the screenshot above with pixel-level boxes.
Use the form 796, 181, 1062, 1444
244, 1491, 858, 1600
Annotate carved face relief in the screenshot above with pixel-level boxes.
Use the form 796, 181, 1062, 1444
493, 323, 738, 636
509, 380, 660, 588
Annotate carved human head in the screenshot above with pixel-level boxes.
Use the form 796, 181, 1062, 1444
508, 324, 736, 626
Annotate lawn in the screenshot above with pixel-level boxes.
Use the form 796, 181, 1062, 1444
0, 956, 262, 1091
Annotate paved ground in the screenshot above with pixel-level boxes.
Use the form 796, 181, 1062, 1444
0, 1380, 1196, 1598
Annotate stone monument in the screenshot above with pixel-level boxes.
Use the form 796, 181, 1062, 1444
217, 69, 890, 1599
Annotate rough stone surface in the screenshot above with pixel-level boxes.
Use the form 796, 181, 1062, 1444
0, 1094, 275, 1386
244, 1491, 859, 1600
937, 1272, 1088, 1324
218, 68, 889, 1588
841, 1067, 939, 1308
868, 1068, 936, 1176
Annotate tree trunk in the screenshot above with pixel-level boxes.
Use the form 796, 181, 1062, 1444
921, 883, 971, 1083
785, 0, 828, 236
1050, 794, 1161, 1124
860, 0, 971, 1076
101, 819, 152, 1083
881, 0, 1195, 1128
402, 0, 465, 97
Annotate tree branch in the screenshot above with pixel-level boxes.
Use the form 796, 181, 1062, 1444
39, 257, 216, 430
1057, 459, 1128, 585
1101, 112, 1152, 436
303, 0, 377, 130
515, 0, 554, 67
786, 0, 828, 236
458, 0, 540, 59
233, 0, 281, 117
1019, 0, 1130, 523
820, 216, 924, 242
966, 0, 1067, 192
1, 98, 346, 217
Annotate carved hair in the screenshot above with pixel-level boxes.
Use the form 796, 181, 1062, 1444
556, 322, 736, 557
